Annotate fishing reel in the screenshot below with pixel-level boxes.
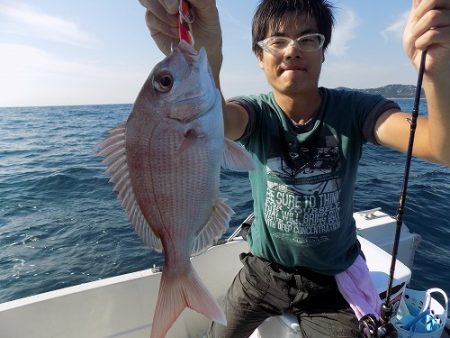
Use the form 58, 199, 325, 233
358, 305, 398, 338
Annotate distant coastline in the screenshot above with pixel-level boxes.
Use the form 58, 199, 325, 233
335, 84, 425, 99
0, 85, 426, 109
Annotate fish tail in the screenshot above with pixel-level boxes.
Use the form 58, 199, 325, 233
150, 265, 226, 338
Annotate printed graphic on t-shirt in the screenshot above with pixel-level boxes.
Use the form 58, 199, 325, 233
265, 135, 342, 247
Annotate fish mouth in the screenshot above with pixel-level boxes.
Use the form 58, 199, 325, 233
175, 95, 206, 104
177, 40, 199, 58
176, 40, 207, 66
172, 41, 213, 100
164, 41, 217, 122
171, 92, 217, 122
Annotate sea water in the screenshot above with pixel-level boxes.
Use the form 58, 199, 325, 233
0, 99, 449, 304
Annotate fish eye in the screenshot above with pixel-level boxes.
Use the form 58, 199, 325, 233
152, 73, 173, 93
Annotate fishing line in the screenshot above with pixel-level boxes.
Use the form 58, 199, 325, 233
359, 49, 428, 338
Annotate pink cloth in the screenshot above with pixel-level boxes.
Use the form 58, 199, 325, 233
335, 255, 382, 320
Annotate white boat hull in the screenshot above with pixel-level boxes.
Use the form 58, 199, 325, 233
0, 209, 436, 338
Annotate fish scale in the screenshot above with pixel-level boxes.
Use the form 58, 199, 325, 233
144, 129, 215, 240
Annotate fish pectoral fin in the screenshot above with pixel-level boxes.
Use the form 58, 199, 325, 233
222, 138, 256, 171
191, 198, 234, 256
151, 266, 226, 338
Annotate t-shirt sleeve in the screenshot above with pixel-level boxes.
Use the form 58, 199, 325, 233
362, 98, 400, 144
347, 90, 400, 144
227, 96, 259, 146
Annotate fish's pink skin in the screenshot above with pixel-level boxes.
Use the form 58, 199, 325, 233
125, 42, 226, 337
126, 42, 222, 264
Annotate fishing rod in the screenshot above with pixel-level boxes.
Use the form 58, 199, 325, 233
359, 49, 428, 338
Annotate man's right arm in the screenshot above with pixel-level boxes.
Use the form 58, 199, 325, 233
223, 101, 249, 141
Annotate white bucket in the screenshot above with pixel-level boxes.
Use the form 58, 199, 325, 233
392, 287, 448, 338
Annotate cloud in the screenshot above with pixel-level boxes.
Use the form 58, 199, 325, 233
0, 43, 97, 77
328, 8, 359, 57
0, 43, 145, 107
0, 2, 95, 47
381, 11, 409, 40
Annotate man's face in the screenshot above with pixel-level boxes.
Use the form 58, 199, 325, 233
258, 13, 323, 96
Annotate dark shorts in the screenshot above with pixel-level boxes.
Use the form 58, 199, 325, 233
207, 252, 363, 338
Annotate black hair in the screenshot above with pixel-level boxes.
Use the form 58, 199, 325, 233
252, 0, 335, 57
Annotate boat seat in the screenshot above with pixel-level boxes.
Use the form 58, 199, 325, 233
249, 314, 300, 338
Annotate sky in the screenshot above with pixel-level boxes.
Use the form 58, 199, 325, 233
0, 0, 417, 107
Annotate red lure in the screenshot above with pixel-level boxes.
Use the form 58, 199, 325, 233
178, 0, 194, 44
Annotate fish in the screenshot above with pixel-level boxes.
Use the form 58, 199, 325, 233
97, 40, 255, 338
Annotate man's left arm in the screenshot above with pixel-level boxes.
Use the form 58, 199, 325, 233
374, 0, 450, 166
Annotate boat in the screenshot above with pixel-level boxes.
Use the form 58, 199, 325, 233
0, 208, 449, 338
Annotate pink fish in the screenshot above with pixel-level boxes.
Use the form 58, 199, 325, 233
97, 41, 254, 338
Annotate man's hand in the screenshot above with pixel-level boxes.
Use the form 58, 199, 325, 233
403, 0, 450, 81
139, 0, 222, 58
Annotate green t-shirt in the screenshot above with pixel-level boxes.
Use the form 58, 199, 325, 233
232, 88, 399, 275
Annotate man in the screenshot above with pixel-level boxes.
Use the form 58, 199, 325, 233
140, 0, 450, 337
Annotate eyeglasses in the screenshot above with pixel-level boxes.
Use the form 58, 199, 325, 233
257, 33, 325, 56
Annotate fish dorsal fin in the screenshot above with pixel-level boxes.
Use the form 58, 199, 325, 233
222, 138, 256, 172
191, 198, 234, 256
97, 123, 163, 253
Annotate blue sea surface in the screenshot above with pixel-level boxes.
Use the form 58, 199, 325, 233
0, 100, 449, 304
